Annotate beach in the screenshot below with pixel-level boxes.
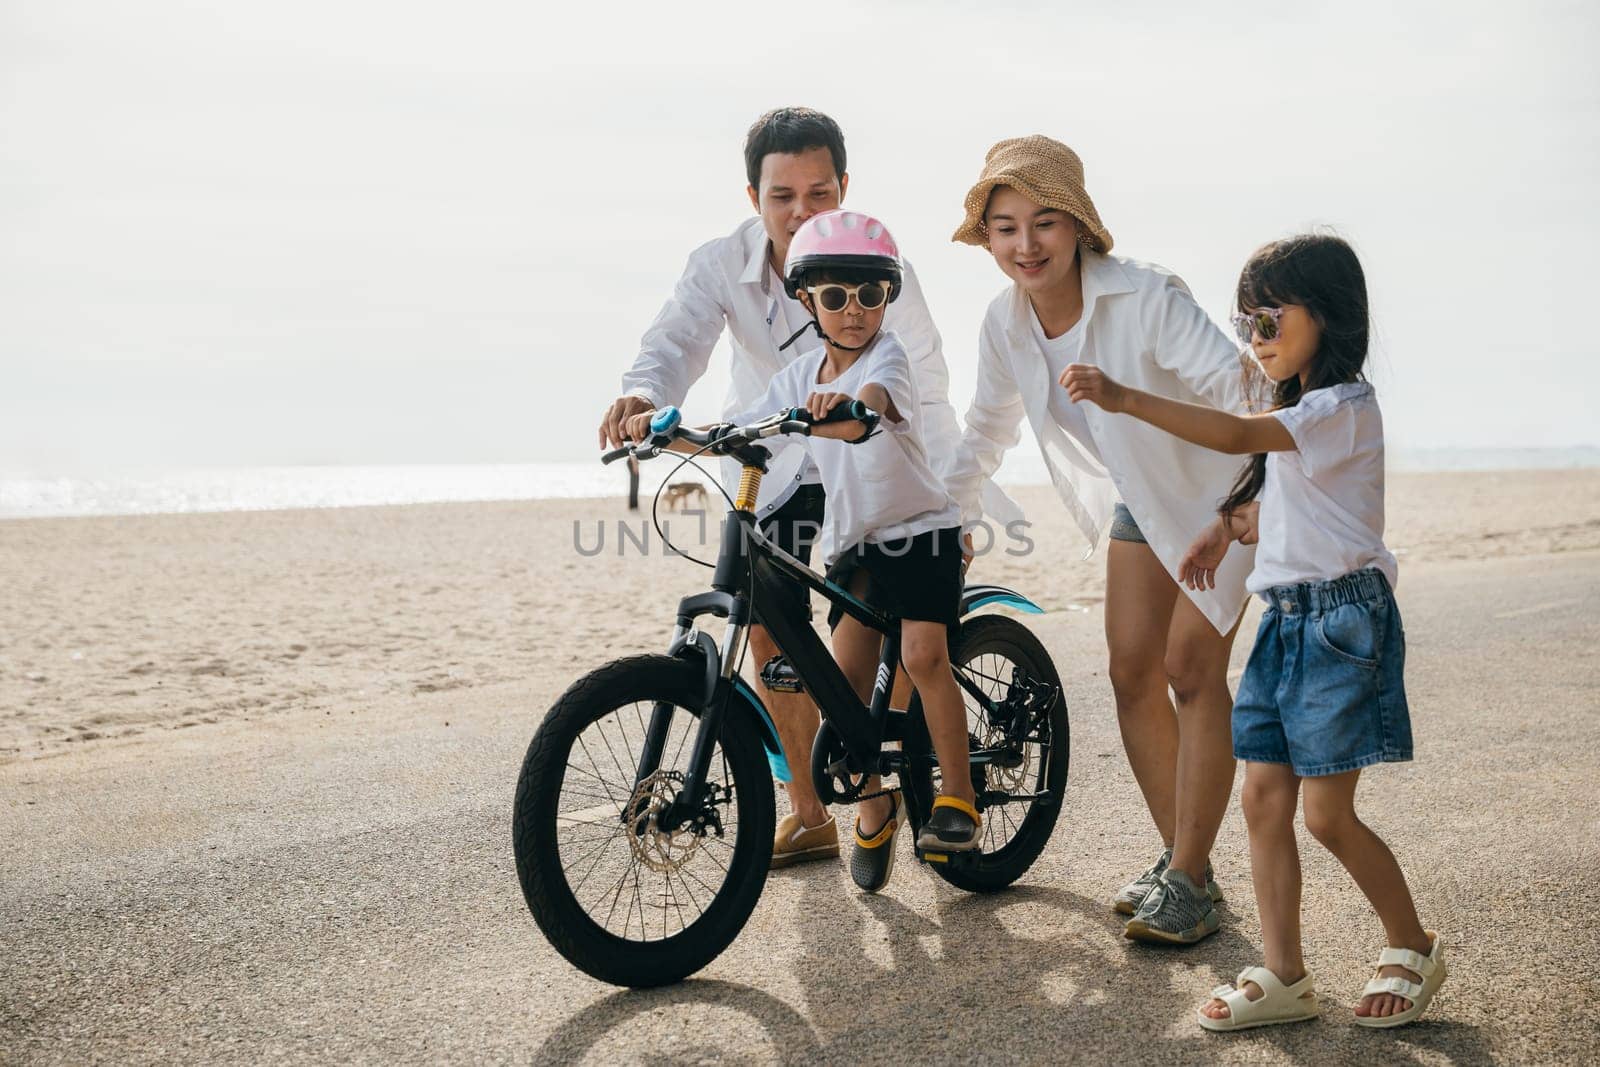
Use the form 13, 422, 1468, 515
3, 469, 1599, 1063
3, 470, 1597, 758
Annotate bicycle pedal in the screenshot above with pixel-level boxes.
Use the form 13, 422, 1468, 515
759, 655, 805, 694
915, 847, 978, 867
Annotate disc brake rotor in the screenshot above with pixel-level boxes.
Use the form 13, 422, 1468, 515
623, 770, 702, 874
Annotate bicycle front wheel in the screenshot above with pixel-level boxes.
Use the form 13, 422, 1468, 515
512, 655, 775, 987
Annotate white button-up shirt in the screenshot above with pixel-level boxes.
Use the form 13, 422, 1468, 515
620, 217, 964, 520
946, 251, 1257, 635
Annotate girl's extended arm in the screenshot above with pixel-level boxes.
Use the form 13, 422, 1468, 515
1061, 364, 1295, 454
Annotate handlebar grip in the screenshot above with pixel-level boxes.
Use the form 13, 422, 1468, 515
600, 446, 631, 465
797, 399, 874, 425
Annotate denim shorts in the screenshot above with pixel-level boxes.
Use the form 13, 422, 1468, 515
1109, 502, 1147, 544
1232, 568, 1412, 777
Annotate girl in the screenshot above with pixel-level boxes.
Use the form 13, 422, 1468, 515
1064, 234, 1446, 1030
946, 136, 1253, 943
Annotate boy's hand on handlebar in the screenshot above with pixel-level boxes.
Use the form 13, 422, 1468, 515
1060, 364, 1128, 413
805, 391, 854, 421
600, 395, 654, 449
621, 411, 656, 444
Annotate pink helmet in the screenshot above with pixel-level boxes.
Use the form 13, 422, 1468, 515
782, 209, 903, 302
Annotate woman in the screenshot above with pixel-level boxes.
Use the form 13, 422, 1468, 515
946, 136, 1255, 944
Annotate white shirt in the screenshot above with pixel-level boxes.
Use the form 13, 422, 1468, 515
1249, 382, 1398, 594
734, 331, 962, 567
620, 217, 965, 519
1030, 310, 1103, 468
945, 250, 1256, 635
762, 265, 822, 485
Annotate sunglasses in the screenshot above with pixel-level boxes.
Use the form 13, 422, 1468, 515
806, 281, 892, 313
1230, 306, 1284, 346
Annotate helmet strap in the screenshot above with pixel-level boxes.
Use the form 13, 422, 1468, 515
777, 316, 872, 354
777, 320, 819, 352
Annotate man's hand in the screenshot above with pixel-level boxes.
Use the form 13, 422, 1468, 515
1178, 519, 1232, 591
1060, 363, 1129, 413
599, 395, 655, 449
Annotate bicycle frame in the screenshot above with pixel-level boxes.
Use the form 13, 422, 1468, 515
618, 422, 1046, 837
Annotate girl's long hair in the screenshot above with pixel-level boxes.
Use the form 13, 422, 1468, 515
1220, 233, 1371, 518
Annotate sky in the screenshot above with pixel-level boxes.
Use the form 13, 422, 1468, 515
2, 0, 1597, 472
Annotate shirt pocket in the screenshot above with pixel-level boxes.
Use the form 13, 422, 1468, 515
1312, 600, 1383, 670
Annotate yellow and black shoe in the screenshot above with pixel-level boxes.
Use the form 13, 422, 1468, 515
849, 793, 905, 893
915, 796, 982, 853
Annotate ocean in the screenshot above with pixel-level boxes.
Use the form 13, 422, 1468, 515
3, 448, 1596, 520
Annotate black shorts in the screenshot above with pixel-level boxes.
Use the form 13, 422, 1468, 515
825, 526, 963, 633
756, 483, 825, 628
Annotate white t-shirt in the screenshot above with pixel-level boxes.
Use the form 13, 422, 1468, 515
735, 330, 962, 567
1030, 310, 1104, 467
766, 264, 824, 486
1248, 381, 1399, 594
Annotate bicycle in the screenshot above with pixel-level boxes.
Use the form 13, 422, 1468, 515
512, 402, 1069, 987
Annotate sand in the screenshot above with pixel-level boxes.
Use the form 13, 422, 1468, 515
3, 469, 1597, 759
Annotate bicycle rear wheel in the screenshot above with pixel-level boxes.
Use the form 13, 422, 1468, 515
512, 654, 775, 987
907, 614, 1069, 893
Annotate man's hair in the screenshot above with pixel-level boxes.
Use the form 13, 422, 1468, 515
744, 108, 846, 190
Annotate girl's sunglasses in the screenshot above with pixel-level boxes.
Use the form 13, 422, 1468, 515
1230, 306, 1284, 345
807, 281, 892, 313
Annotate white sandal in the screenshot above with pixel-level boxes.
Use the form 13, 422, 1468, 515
1197, 966, 1319, 1032
1354, 931, 1446, 1028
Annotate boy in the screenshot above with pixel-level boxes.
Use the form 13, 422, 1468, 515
626, 210, 979, 892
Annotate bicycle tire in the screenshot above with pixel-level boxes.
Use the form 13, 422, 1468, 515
512, 655, 775, 987
906, 614, 1070, 893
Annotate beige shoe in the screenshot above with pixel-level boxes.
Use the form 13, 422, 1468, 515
1353, 932, 1447, 1028
771, 812, 839, 868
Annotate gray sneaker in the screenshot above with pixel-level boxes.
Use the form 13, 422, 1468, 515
1112, 848, 1171, 915
1113, 848, 1224, 915
1124, 868, 1221, 944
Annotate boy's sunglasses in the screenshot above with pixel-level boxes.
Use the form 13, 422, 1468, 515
1231, 306, 1284, 345
807, 281, 892, 313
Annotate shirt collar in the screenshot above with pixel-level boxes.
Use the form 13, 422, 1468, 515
1006, 249, 1134, 337
739, 222, 771, 289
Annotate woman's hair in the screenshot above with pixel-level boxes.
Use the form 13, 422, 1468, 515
1220, 233, 1371, 518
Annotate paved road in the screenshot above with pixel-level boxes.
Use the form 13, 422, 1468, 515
4, 552, 1598, 1064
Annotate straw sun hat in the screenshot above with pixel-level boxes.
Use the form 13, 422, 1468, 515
951, 135, 1113, 253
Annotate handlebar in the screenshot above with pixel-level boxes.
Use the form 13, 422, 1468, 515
602, 401, 881, 466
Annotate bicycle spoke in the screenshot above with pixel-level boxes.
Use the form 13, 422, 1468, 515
616, 701, 639, 776
594, 719, 633, 793
568, 827, 629, 900
571, 736, 618, 802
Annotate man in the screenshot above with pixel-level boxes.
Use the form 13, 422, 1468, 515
598, 107, 963, 875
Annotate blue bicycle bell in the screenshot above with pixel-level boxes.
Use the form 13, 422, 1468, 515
650, 406, 682, 436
